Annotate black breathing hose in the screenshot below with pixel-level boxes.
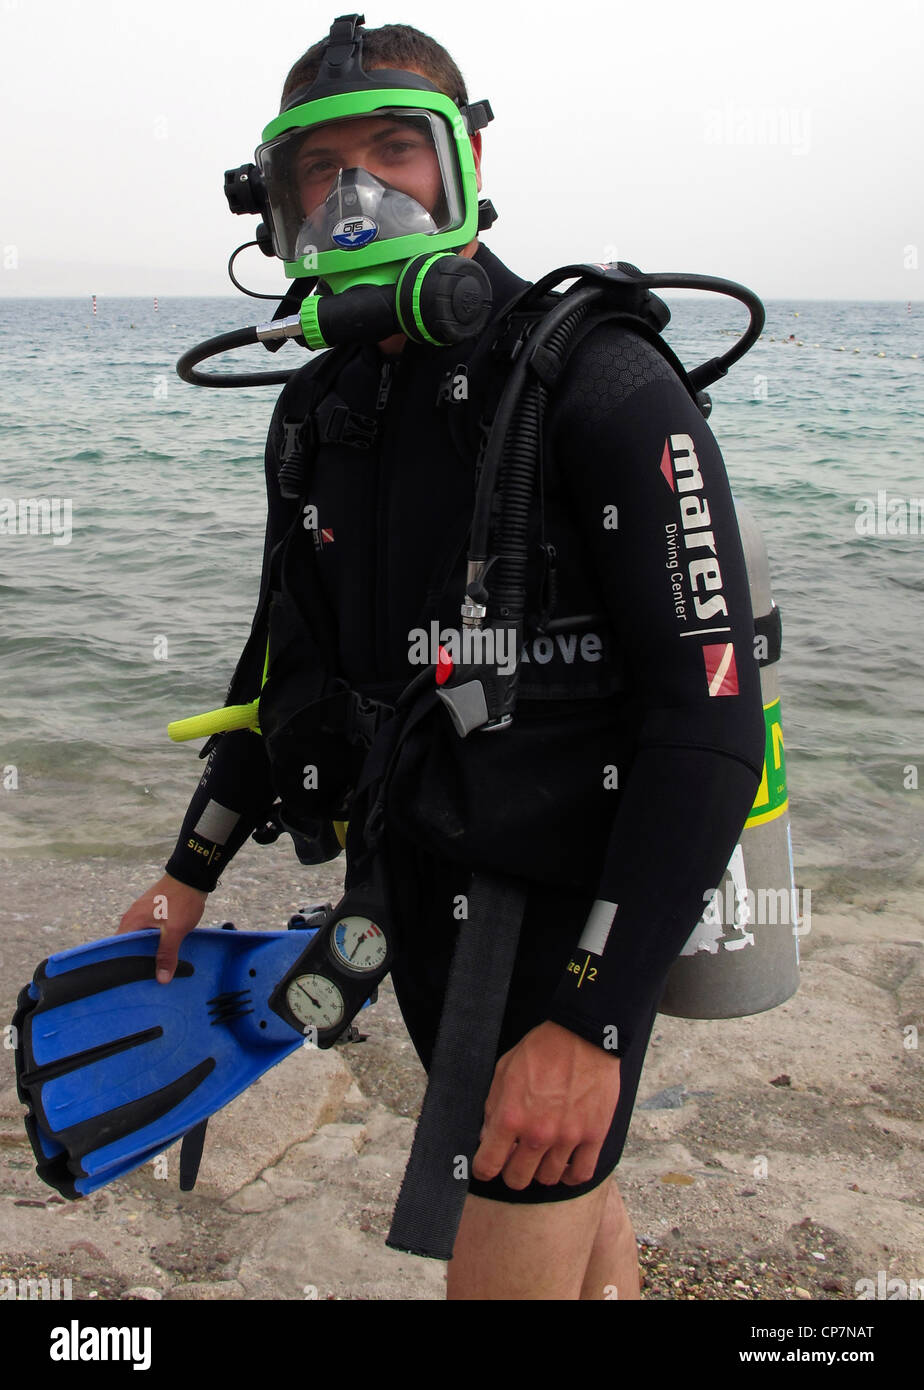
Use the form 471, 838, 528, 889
176, 326, 296, 388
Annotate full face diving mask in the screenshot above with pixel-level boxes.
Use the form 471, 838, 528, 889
224, 12, 497, 349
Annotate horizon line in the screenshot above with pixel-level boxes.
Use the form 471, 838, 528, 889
2, 293, 923, 304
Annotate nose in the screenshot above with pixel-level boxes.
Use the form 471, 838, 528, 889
330, 168, 365, 205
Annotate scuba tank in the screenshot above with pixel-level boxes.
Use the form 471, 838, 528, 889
659, 500, 800, 1018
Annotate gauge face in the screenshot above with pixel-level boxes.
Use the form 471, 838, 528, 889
285, 973, 345, 1031
331, 915, 388, 973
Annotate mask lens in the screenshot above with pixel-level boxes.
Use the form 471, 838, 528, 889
257, 107, 466, 262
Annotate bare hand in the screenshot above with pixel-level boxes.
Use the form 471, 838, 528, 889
118, 872, 208, 984
471, 1020, 621, 1189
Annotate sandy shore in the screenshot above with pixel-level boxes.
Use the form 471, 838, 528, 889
1, 840, 922, 1301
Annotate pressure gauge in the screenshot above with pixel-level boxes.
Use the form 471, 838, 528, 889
269, 881, 393, 1047
284, 972, 345, 1032
331, 915, 388, 973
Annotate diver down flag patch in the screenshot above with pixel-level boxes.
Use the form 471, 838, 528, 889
659, 439, 675, 491
702, 642, 739, 696
577, 900, 619, 956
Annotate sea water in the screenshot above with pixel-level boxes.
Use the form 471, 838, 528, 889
0, 294, 921, 886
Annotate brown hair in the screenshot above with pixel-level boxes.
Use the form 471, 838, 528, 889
281, 22, 468, 110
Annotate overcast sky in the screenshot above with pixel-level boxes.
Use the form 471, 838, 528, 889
2, 0, 922, 299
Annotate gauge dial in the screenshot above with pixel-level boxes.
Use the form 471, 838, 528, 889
331, 915, 388, 973
285, 973, 345, 1031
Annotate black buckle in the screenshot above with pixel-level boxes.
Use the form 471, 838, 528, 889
435, 363, 467, 407
252, 806, 284, 845
315, 397, 378, 450
344, 691, 393, 750
459, 99, 494, 133
324, 13, 365, 70
476, 198, 498, 231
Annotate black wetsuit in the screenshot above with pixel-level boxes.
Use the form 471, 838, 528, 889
166, 243, 765, 1202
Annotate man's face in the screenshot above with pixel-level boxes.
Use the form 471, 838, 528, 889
293, 115, 444, 218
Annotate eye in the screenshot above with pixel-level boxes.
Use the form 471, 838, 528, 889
296, 157, 336, 184
382, 139, 422, 160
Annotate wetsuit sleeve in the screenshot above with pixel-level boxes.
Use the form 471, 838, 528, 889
163, 730, 277, 892
541, 324, 766, 1058
163, 381, 303, 892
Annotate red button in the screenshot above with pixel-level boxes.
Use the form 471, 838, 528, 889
435, 645, 454, 686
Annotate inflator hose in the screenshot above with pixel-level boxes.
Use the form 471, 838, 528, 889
639, 273, 765, 389
469, 284, 602, 584
490, 298, 590, 621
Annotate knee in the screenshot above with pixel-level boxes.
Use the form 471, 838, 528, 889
604, 1180, 635, 1243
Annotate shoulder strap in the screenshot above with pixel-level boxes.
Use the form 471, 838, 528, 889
214, 347, 359, 725
575, 307, 700, 401
275, 342, 364, 498
444, 293, 558, 466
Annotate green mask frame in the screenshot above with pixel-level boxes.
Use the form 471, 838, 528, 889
258, 88, 482, 289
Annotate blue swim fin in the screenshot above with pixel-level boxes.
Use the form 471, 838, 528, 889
12, 926, 325, 1199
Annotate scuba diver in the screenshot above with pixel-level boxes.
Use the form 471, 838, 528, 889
112, 16, 767, 1299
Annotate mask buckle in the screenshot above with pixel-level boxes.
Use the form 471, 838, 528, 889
318, 12, 367, 83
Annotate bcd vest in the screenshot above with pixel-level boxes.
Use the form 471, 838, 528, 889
247, 296, 700, 880
184, 284, 748, 885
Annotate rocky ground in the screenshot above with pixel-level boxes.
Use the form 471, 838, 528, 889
1, 846, 922, 1301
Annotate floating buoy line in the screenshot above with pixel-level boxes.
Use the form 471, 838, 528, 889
715, 328, 919, 360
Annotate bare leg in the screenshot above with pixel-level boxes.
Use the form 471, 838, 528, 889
447, 1182, 611, 1300
578, 1179, 641, 1301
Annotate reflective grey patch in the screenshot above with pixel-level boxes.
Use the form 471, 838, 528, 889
194, 800, 240, 846
577, 899, 618, 956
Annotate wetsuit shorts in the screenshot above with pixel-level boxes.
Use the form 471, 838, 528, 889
384, 825, 662, 1205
